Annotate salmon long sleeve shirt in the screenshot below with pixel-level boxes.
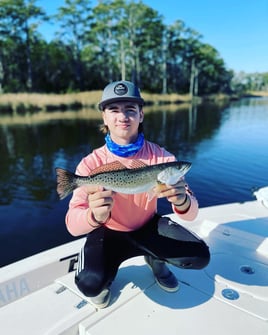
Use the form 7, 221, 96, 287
65, 140, 199, 236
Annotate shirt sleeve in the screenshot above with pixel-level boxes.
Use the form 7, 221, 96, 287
159, 148, 199, 221
172, 192, 199, 221
65, 155, 101, 236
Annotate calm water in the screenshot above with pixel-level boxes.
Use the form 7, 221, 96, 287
1, 97, 268, 267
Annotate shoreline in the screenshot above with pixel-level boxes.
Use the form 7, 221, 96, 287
0, 91, 267, 116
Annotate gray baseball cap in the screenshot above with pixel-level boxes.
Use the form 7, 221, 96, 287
98, 80, 144, 111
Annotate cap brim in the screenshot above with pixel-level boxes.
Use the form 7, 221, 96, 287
98, 97, 144, 111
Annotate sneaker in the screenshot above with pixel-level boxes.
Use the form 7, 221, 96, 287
90, 288, 111, 309
145, 255, 179, 292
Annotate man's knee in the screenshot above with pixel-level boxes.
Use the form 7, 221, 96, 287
186, 243, 210, 269
198, 243, 210, 269
167, 243, 210, 270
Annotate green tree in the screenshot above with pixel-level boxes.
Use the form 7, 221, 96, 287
0, 0, 47, 92
164, 20, 232, 95
121, 1, 164, 86
54, 0, 93, 90
0, 0, 236, 95
31, 39, 74, 93
89, 0, 124, 84
192, 43, 232, 94
90, 0, 164, 87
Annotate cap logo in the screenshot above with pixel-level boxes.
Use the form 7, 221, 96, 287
114, 83, 128, 96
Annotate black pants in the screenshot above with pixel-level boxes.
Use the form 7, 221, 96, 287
75, 215, 210, 297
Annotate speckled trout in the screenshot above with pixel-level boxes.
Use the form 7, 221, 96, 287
55, 159, 191, 200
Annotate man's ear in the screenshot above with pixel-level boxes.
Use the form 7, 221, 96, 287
102, 111, 108, 126
139, 109, 144, 123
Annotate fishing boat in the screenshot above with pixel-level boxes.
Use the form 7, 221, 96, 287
1, 188, 268, 335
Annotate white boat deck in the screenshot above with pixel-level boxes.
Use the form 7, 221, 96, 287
1, 200, 268, 335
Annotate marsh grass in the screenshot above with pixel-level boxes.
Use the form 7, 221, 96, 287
248, 90, 268, 97
0, 91, 103, 115
0, 108, 104, 126
0, 89, 266, 116
0, 90, 245, 126
0, 90, 191, 115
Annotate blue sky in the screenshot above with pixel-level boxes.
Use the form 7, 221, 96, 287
36, 0, 268, 73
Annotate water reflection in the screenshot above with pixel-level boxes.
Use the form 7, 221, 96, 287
1, 97, 268, 266
143, 102, 225, 159
1, 102, 225, 193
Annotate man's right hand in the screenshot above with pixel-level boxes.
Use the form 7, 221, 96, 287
87, 185, 114, 224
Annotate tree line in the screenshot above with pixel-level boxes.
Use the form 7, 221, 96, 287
0, 0, 267, 95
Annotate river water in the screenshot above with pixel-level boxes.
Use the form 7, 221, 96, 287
1, 97, 268, 266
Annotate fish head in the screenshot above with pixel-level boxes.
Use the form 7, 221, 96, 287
157, 162, 191, 185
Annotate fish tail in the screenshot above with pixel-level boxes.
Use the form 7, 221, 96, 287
55, 168, 78, 200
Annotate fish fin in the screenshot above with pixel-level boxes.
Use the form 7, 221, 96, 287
89, 161, 128, 176
147, 188, 158, 201
147, 183, 167, 201
55, 168, 78, 200
89, 160, 147, 176
154, 183, 168, 193
147, 189, 154, 201
127, 159, 148, 169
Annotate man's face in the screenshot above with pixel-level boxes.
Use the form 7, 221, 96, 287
102, 101, 144, 144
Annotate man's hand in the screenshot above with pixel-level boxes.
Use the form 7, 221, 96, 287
157, 179, 186, 203
87, 185, 114, 223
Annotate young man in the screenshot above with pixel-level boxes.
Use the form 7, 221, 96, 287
65, 80, 210, 308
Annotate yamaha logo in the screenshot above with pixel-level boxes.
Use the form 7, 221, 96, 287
114, 83, 128, 96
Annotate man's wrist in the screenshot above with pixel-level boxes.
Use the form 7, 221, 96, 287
173, 194, 191, 214
87, 210, 108, 228
174, 194, 188, 207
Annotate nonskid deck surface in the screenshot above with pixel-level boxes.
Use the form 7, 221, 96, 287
1, 200, 268, 335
